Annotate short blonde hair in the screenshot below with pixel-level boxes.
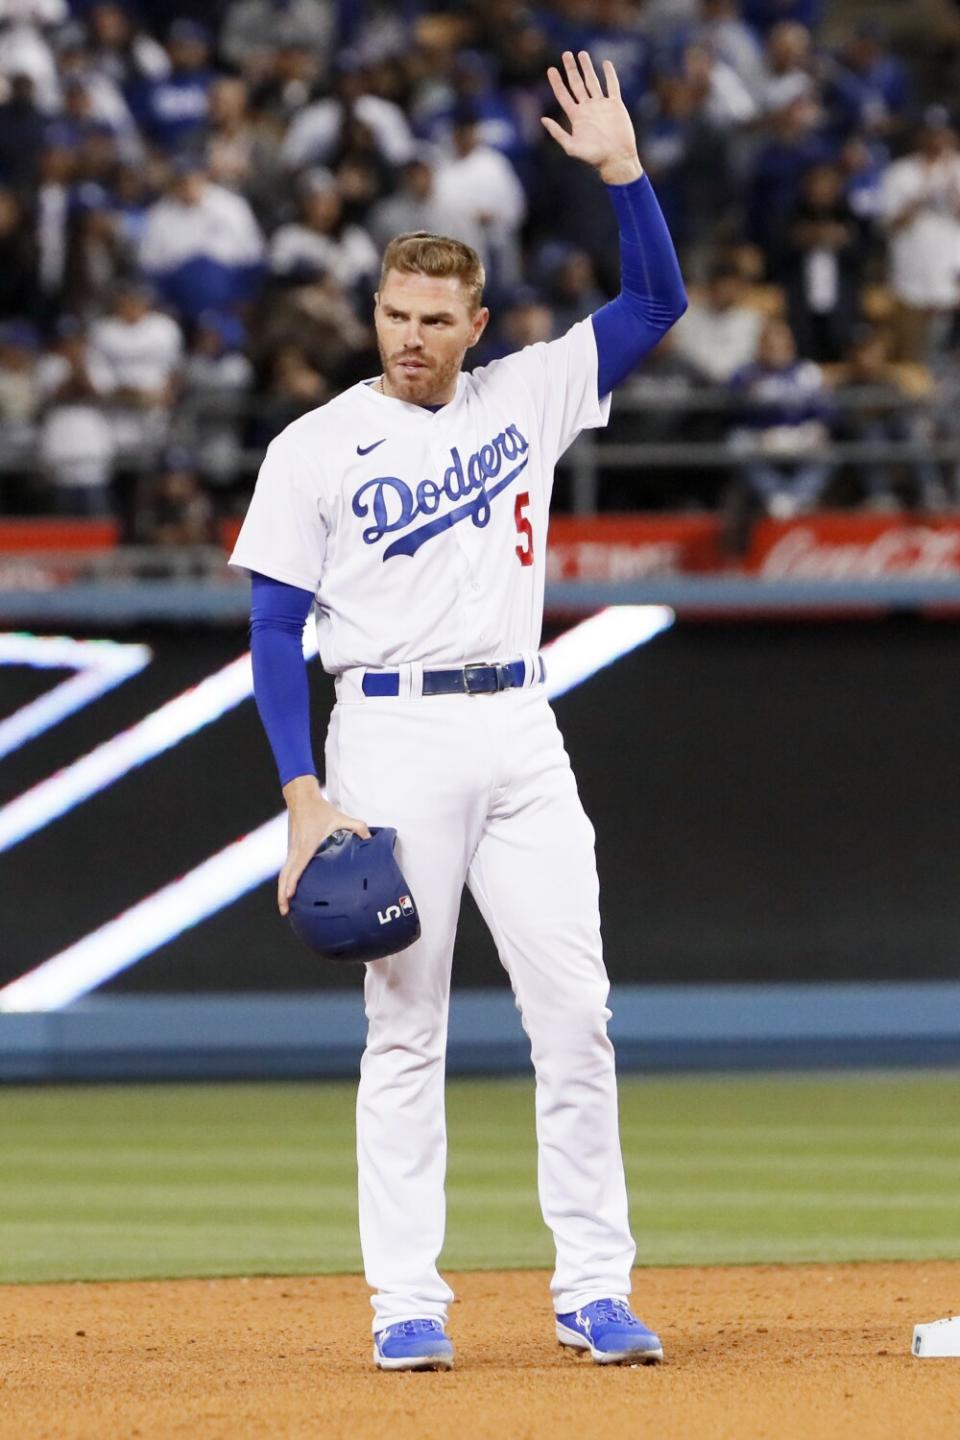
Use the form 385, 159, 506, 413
379, 232, 485, 312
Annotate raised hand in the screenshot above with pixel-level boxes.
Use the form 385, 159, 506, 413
541, 51, 643, 187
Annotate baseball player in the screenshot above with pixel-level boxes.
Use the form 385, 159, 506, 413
231, 51, 686, 1370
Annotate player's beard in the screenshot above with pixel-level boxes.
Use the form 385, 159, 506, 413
379, 344, 464, 406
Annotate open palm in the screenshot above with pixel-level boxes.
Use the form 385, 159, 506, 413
541, 51, 640, 180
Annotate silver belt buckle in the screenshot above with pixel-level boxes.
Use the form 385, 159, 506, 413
463, 662, 497, 695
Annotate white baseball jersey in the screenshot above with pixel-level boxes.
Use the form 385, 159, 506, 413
229, 318, 610, 671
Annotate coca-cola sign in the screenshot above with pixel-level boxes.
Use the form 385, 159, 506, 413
750, 518, 960, 579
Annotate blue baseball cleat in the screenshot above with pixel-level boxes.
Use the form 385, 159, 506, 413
556, 1299, 664, 1365
373, 1319, 454, 1371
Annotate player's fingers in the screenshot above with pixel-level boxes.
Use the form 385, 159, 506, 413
278, 863, 293, 915
546, 65, 576, 118
343, 816, 372, 841
602, 58, 621, 101
561, 49, 588, 103
540, 115, 573, 151
280, 848, 314, 909
579, 50, 603, 99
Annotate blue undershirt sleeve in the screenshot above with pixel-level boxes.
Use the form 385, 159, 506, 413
249, 570, 317, 787
591, 174, 688, 398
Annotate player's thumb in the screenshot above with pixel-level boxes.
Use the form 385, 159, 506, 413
347, 817, 372, 841
540, 116, 573, 151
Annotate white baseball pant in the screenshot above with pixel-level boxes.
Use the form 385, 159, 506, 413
325, 671, 636, 1331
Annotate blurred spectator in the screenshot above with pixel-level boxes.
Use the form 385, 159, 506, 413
269, 168, 378, 296
220, 0, 333, 86
748, 94, 831, 258
742, 0, 822, 34
540, 246, 605, 332
0, 321, 41, 504
136, 447, 214, 545
415, 48, 526, 165
0, 12, 61, 112
671, 263, 764, 383
431, 109, 527, 292
682, 41, 757, 131
831, 327, 944, 510
329, 113, 396, 223
643, 0, 698, 34
204, 74, 281, 219
880, 108, 960, 364
139, 157, 265, 321
465, 8, 551, 156
111, 162, 154, 255
182, 309, 254, 484
481, 285, 554, 363
838, 132, 888, 228
61, 182, 128, 316
245, 35, 321, 127
759, 21, 816, 115
604, 332, 712, 510
695, 1, 766, 105
90, 280, 182, 457
127, 18, 213, 153
367, 150, 485, 259
34, 132, 76, 315
256, 269, 374, 390
784, 162, 862, 362
728, 316, 832, 517
0, 187, 39, 318
52, 23, 142, 164
528, 121, 619, 292
0, 71, 46, 187
253, 343, 327, 442
536, 0, 649, 110
635, 70, 733, 254
281, 59, 415, 171
85, 1, 171, 90
824, 22, 911, 142
36, 316, 115, 515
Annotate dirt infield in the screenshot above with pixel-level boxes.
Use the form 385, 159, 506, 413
2, 1262, 959, 1440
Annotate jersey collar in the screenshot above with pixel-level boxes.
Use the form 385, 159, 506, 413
361, 372, 465, 416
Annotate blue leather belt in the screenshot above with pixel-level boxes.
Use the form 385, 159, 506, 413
362, 657, 544, 697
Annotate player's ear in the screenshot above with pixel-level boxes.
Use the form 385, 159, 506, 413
467, 306, 490, 348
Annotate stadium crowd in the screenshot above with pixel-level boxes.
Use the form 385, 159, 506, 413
2, 0, 960, 531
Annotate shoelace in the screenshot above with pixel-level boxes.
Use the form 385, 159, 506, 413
591, 1300, 639, 1327
396, 1319, 443, 1337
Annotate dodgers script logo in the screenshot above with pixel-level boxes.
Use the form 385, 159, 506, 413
352, 424, 529, 561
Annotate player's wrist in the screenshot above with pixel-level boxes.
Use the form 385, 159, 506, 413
282, 772, 322, 808
600, 156, 644, 186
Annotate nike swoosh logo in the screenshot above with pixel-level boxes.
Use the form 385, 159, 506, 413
357, 438, 386, 456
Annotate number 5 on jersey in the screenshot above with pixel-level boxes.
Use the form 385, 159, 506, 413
514, 491, 533, 567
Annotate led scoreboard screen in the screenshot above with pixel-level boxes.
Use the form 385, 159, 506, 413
2, 617, 959, 1009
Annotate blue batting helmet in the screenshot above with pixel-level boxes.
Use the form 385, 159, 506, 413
287, 827, 420, 963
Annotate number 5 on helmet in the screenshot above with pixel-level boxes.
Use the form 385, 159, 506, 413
287, 827, 421, 963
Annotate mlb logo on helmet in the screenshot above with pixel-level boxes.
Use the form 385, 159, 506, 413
288, 827, 420, 962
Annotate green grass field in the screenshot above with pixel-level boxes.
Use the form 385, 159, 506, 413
2, 1072, 959, 1285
